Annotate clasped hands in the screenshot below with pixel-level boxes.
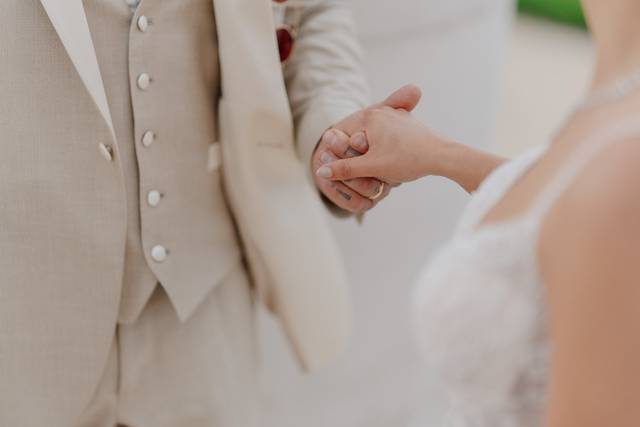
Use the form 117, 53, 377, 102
311, 84, 437, 214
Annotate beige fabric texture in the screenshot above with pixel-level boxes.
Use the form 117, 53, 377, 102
84, 0, 242, 324
0, 0, 369, 425
214, 0, 368, 371
75, 264, 259, 427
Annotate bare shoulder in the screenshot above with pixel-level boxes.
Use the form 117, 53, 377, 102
539, 136, 640, 284
539, 137, 640, 427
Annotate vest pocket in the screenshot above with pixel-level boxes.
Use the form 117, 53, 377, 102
207, 141, 222, 171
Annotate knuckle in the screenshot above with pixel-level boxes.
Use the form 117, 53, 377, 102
330, 143, 347, 158
319, 132, 332, 148
363, 109, 376, 125
340, 162, 352, 178
327, 143, 340, 156
333, 129, 349, 143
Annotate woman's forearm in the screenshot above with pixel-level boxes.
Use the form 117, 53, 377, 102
429, 140, 507, 193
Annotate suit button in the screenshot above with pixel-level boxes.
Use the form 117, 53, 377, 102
151, 245, 168, 263
137, 15, 149, 32
141, 130, 155, 147
137, 73, 151, 90
147, 190, 162, 207
98, 143, 114, 162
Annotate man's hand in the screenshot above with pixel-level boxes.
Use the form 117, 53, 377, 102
311, 84, 422, 214
311, 128, 387, 214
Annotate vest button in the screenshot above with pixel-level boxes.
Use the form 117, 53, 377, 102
98, 143, 114, 162
137, 15, 149, 32
147, 190, 162, 207
151, 245, 168, 263
141, 130, 155, 147
137, 73, 151, 90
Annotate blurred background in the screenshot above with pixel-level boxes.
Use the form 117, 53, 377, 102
261, 1, 593, 425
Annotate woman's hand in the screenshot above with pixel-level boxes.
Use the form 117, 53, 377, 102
316, 107, 451, 185
316, 101, 506, 193
309, 85, 423, 214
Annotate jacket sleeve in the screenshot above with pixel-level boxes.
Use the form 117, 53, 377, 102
283, 0, 370, 179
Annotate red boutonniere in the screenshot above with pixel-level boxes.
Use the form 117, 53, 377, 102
272, 0, 304, 63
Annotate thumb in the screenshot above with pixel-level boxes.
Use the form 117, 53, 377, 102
316, 156, 373, 181
378, 84, 422, 112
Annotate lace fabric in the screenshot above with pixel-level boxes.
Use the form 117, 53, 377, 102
413, 118, 640, 426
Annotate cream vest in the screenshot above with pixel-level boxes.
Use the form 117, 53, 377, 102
84, 0, 241, 323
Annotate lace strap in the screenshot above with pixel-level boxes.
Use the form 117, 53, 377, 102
527, 116, 640, 222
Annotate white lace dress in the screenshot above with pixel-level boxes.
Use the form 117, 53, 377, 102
413, 120, 639, 427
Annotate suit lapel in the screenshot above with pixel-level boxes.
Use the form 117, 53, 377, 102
39, 0, 115, 139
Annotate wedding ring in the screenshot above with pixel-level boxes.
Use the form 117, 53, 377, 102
369, 182, 385, 201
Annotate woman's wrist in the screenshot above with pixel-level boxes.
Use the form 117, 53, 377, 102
428, 138, 506, 193
425, 137, 469, 180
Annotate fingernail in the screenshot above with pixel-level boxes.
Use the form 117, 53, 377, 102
316, 166, 333, 178
352, 133, 367, 150
320, 152, 334, 164
323, 131, 337, 146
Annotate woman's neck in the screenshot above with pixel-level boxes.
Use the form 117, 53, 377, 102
583, 0, 640, 89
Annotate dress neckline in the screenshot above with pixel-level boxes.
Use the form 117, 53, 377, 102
463, 114, 640, 240
459, 145, 548, 237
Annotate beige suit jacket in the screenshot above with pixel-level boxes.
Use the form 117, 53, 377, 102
0, 0, 368, 424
